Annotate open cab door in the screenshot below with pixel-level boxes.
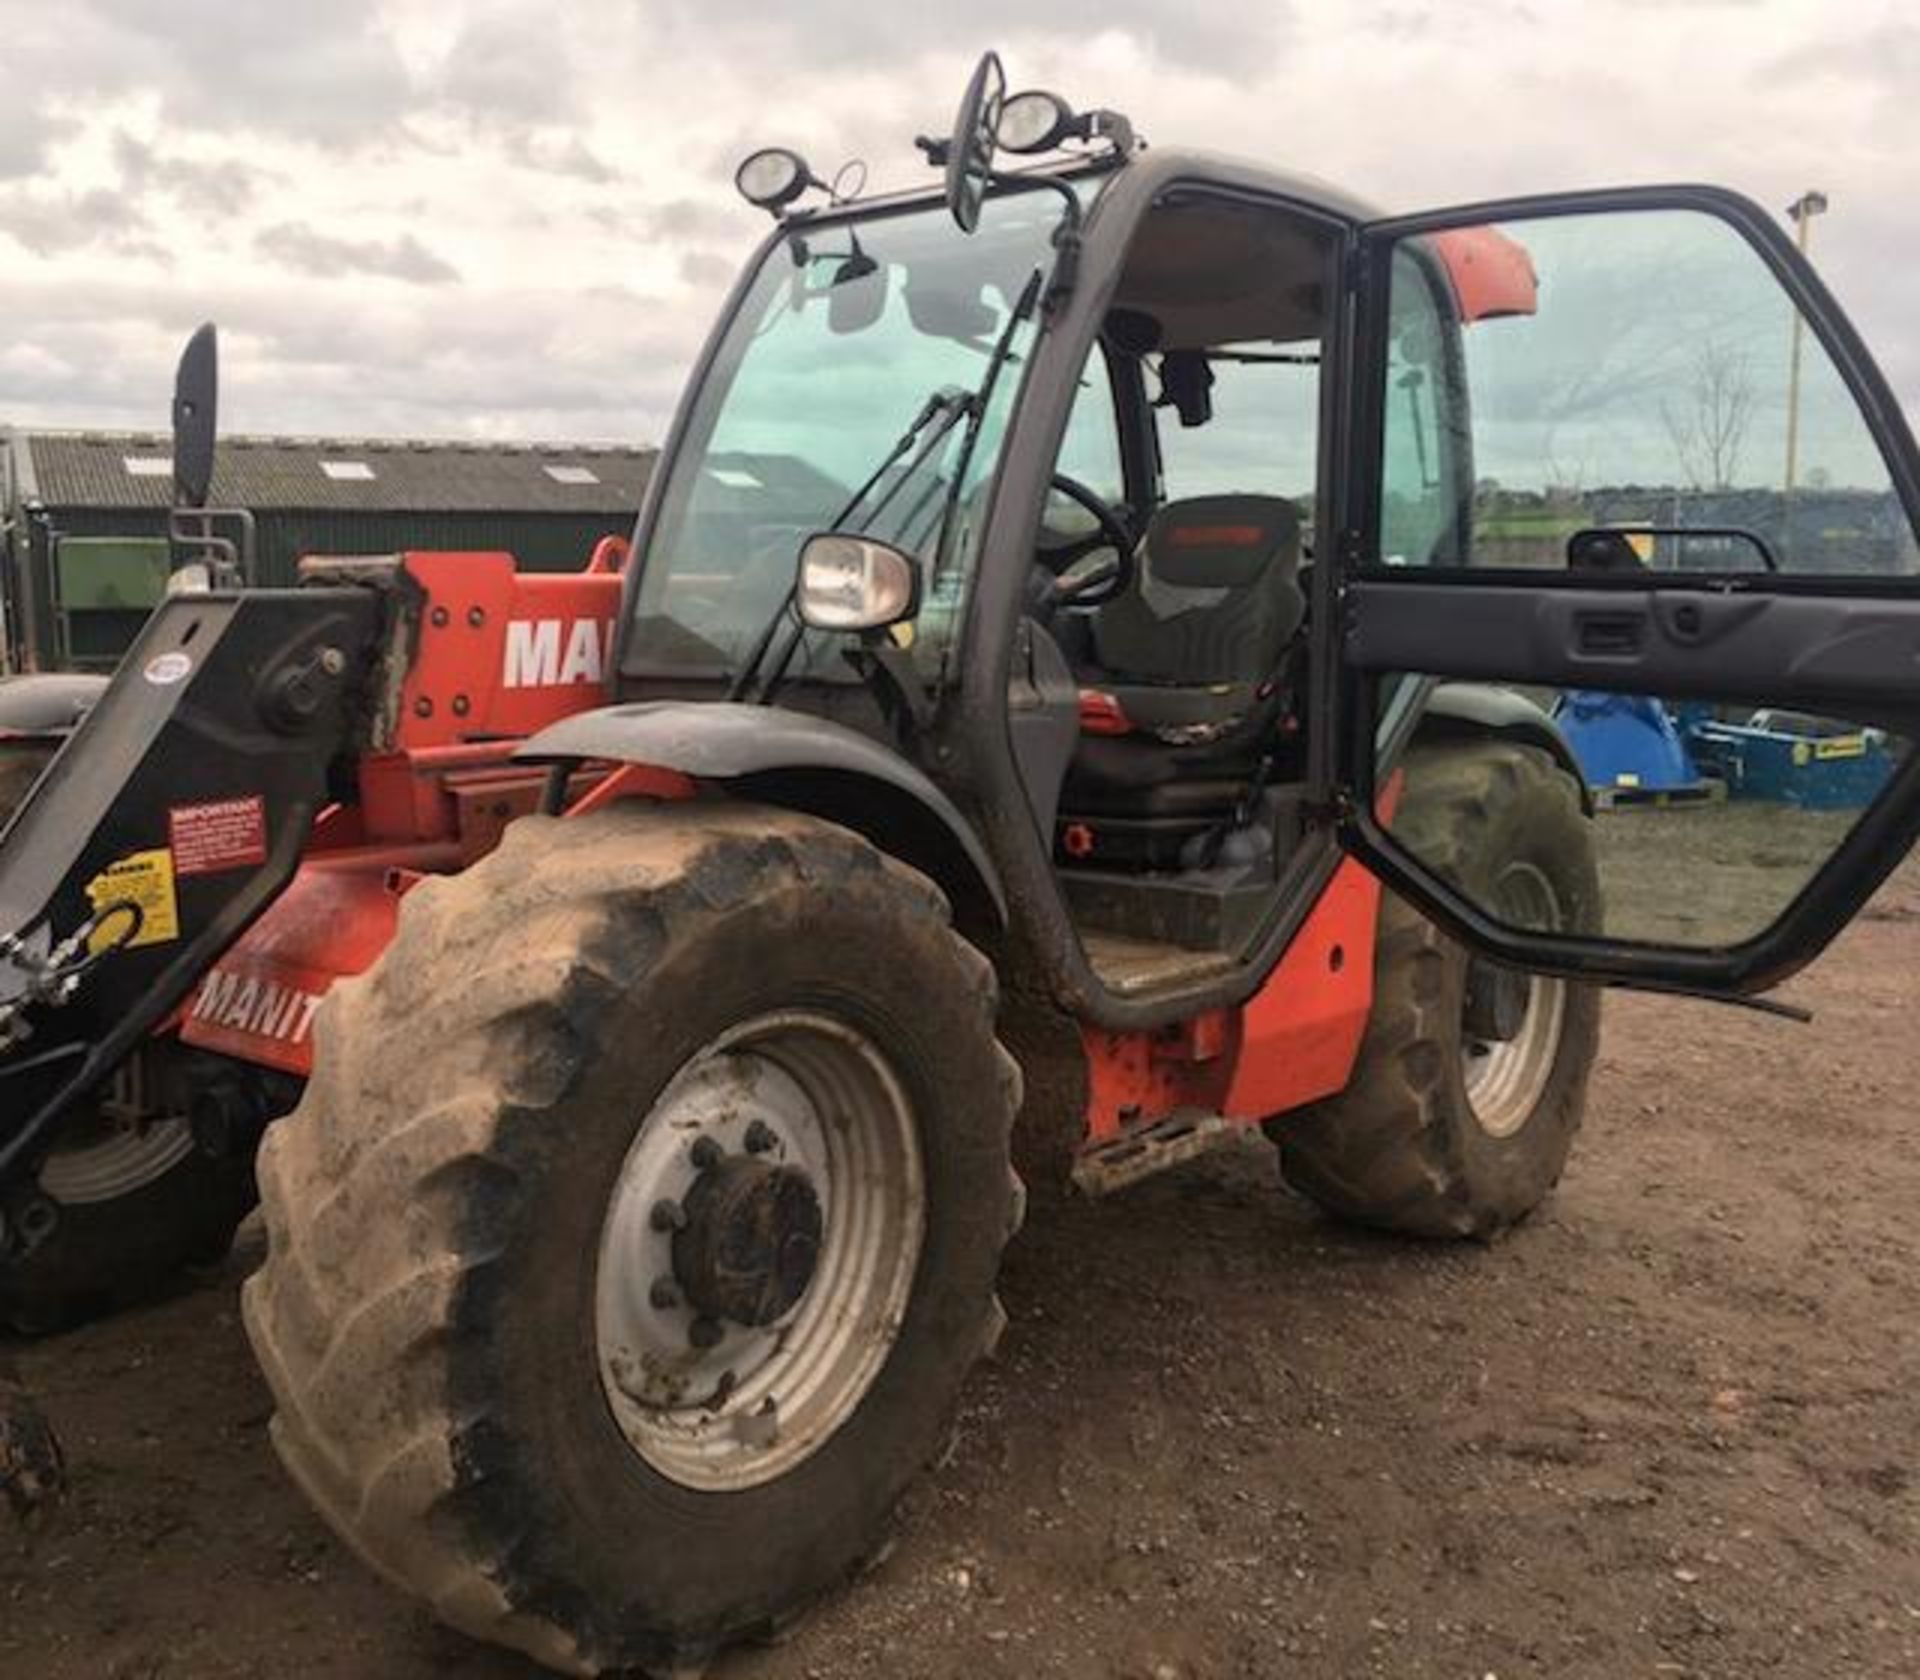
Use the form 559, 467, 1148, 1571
1332, 186, 1920, 998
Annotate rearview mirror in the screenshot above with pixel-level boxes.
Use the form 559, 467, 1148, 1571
795, 533, 921, 631
171, 322, 218, 511
944, 50, 1006, 234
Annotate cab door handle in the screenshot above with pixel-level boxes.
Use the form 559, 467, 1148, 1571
1573, 611, 1644, 658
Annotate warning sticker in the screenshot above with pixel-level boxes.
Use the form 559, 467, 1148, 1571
169, 796, 269, 877
85, 850, 180, 951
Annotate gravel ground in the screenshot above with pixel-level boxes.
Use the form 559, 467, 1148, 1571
3, 859, 1916, 1680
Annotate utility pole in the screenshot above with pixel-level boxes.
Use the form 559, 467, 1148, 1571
1783, 189, 1829, 497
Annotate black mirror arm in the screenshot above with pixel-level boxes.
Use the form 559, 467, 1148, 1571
976, 168, 1083, 311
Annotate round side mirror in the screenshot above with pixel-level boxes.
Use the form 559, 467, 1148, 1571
944, 51, 1006, 234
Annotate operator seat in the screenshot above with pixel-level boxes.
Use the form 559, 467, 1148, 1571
1057, 493, 1307, 865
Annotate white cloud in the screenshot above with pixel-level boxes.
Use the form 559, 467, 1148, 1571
0, 0, 1913, 453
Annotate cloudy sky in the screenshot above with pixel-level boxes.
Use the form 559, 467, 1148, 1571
0, 0, 1914, 448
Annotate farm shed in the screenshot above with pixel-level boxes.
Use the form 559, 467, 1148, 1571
0, 429, 655, 672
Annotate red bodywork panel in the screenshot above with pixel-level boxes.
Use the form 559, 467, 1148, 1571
179, 853, 405, 1074
1430, 225, 1539, 322
1079, 853, 1385, 1142
1079, 778, 1403, 1142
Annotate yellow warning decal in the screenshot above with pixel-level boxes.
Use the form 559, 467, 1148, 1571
85, 849, 180, 952
1815, 735, 1867, 760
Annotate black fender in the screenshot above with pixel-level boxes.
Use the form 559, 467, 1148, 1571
1417, 681, 1594, 812
0, 674, 110, 741
517, 702, 1007, 942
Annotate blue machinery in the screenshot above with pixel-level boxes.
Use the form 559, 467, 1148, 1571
1552, 691, 1898, 812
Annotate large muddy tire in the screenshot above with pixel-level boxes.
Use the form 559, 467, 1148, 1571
243, 805, 1022, 1676
1274, 741, 1601, 1238
0, 748, 253, 1334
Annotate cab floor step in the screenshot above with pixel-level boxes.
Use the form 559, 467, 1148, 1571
1071, 1110, 1239, 1197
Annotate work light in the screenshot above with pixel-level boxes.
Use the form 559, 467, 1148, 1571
997, 90, 1074, 154
735, 148, 821, 214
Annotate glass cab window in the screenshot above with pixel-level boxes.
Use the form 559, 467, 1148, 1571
626, 192, 1069, 682
1366, 203, 1920, 955
1380, 210, 1920, 579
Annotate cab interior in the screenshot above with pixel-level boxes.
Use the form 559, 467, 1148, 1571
1015, 190, 1340, 991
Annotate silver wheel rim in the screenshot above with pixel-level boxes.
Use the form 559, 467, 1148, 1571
1461, 862, 1567, 1139
595, 1010, 926, 1492
38, 1117, 195, 1204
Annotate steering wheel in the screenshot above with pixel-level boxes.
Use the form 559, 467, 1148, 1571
1038, 473, 1138, 608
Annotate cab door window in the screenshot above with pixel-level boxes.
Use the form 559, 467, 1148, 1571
1358, 201, 1919, 959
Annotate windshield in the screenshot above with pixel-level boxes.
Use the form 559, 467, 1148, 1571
626, 191, 1069, 682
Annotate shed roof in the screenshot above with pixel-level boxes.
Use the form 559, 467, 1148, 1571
8, 429, 656, 514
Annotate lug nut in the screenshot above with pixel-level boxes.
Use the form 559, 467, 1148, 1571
743, 1120, 778, 1155
689, 1315, 724, 1350
649, 1278, 680, 1311
689, 1136, 724, 1171
649, 1197, 686, 1232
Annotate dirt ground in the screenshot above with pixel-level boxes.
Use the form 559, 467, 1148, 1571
4, 860, 1919, 1680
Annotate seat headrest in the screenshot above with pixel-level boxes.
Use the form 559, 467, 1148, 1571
1142, 495, 1303, 589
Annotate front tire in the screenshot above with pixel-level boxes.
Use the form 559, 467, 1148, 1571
243, 804, 1022, 1676
1274, 741, 1601, 1238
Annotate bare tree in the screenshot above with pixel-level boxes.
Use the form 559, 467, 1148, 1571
1659, 342, 1757, 490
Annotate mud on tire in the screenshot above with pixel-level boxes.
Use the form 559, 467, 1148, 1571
1274, 741, 1601, 1239
243, 804, 1023, 1676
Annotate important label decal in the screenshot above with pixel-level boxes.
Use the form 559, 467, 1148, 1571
170, 795, 269, 877
84, 850, 180, 951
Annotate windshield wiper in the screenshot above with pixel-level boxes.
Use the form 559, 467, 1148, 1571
730, 266, 1045, 708
727, 386, 976, 703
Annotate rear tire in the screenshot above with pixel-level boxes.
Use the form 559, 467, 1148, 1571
0, 747, 253, 1333
1274, 741, 1601, 1238
243, 804, 1022, 1676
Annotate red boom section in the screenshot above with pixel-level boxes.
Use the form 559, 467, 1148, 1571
180, 546, 643, 1074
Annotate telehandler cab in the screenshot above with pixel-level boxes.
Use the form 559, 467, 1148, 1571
4, 51, 1919, 1674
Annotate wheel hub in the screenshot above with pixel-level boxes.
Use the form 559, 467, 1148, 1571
672, 1153, 823, 1328
594, 1011, 927, 1491
1460, 861, 1569, 1139
1463, 957, 1529, 1043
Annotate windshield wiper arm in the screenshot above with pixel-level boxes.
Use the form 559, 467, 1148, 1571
726, 387, 976, 704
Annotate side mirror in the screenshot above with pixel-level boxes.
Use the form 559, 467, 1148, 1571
795, 533, 921, 631
171, 323, 218, 511
1567, 526, 1778, 575
944, 50, 1006, 234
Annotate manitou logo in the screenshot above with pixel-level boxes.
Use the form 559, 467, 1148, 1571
191, 968, 326, 1046
503, 618, 616, 689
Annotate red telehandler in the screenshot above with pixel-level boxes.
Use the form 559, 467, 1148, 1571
4, 53, 1919, 1675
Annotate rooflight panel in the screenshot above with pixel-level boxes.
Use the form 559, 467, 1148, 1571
123, 456, 172, 477
321, 460, 376, 481
544, 463, 600, 485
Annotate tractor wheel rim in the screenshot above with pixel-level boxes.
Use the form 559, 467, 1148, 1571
1460, 862, 1567, 1139
594, 1009, 926, 1492
37, 1117, 195, 1205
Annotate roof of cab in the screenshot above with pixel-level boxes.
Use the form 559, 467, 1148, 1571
785, 146, 1387, 230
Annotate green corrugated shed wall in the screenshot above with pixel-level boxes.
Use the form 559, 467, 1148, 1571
2, 430, 655, 672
